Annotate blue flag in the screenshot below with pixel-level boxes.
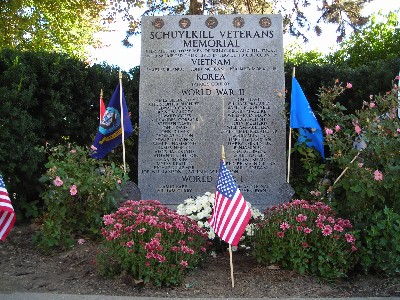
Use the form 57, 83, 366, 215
91, 83, 133, 159
290, 77, 325, 159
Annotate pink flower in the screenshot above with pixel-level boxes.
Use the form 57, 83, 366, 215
325, 128, 334, 135
180, 260, 188, 268
126, 241, 134, 248
335, 125, 341, 132
70, 185, 78, 196
351, 245, 358, 252
90, 145, 97, 151
303, 227, 312, 234
333, 224, 343, 232
373, 170, 383, 181
310, 190, 321, 196
277, 231, 285, 238
70, 149, 77, 154
346, 82, 352, 89
137, 228, 147, 234
322, 225, 333, 236
77, 239, 85, 245
369, 102, 375, 108
397, 128, 400, 133
53, 176, 63, 186
345, 233, 355, 243
280, 222, 290, 231
302, 242, 309, 248
358, 162, 364, 168
117, 179, 122, 184
296, 214, 307, 222
355, 125, 362, 134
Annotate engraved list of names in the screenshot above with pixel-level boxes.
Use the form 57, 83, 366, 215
138, 14, 286, 209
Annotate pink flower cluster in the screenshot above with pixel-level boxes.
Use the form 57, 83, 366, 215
265, 199, 357, 251
373, 170, 383, 181
53, 176, 78, 195
101, 200, 209, 269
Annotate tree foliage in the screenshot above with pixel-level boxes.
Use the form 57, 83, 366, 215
0, 0, 106, 59
111, 0, 374, 47
327, 10, 400, 67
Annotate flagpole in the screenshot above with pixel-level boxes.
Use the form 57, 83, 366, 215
119, 70, 127, 173
397, 69, 400, 119
221, 145, 235, 288
287, 67, 295, 183
100, 88, 103, 122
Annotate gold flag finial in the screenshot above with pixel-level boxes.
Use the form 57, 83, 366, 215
292, 67, 296, 78
100, 88, 103, 98
119, 69, 122, 80
221, 145, 226, 160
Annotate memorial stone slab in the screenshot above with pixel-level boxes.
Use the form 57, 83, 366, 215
138, 14, 287, 210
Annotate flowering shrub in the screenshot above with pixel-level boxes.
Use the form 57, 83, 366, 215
176, 192, 263, 251
318, 80, 400, 223
290, 78, 400, 275
36, 144, 128, 251
252, 199, 357, 279
97, 200, 209, 286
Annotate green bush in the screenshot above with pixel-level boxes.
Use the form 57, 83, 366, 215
357, 207, 400, 275
252, 199, 357, 279
97, 200, 209, 286
0, 49, 139, 221
35, 144, 128, 251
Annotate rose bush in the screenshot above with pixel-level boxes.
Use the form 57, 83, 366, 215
97, 200, 209, 286
252, 199, 357, 279
35, 144, 128, 251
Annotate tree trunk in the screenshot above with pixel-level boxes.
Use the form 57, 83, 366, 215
189, 0, 203, 15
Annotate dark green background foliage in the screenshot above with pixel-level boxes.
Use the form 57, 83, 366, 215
284, 58, 400, 114
0, 49, 139, 219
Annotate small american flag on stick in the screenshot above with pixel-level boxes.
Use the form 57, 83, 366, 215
0, 175, 16, 241
208, 159, 251, 246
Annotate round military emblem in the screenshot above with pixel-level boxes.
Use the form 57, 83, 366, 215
99, 107, 121, 135
233, 17, 244, 28
179, 18, 191, 29
152, 18, 164, 29
259, 17, 272, 28
206, 17, 218, 29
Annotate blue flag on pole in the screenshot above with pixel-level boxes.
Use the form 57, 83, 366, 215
290, 77, 325, 159
91, 83, 133, 159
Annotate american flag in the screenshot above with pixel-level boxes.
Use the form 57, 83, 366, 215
208, 160, 251, 246
0, 175, 16, 241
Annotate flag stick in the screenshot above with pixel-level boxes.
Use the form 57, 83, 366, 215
221, 145, 235, 288
119, 70, 127, 173
287, 67, 296, 183
397, 69, 400, 119
229, 244, 235, 288
333, 152, 361, 185
100, 88, 103, 122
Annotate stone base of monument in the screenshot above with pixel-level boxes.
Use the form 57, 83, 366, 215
118, 181, 141, 206
277, 182, 295, 202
